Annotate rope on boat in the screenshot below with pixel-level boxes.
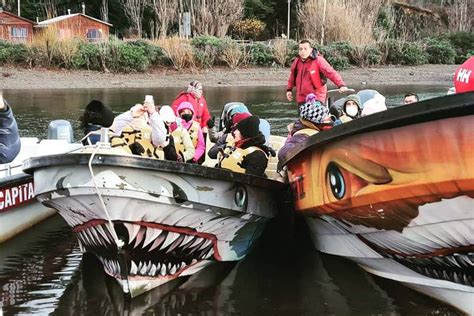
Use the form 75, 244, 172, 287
88, 140, 124, 250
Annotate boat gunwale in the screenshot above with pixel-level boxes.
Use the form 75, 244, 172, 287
280, 91, 474, 167
0, 172, 32, 187
22, 153, 287, 190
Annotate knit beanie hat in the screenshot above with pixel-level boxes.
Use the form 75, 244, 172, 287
236, 115, 260, 139
299, 102, 330, 125
186, 80, 203, 99
232, 112, 252, 126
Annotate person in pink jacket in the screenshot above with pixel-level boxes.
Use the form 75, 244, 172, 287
174, 101, 205, 164
171, 80, 212, 134
286, 40, 348, 106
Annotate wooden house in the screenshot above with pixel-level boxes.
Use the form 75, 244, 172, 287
35, 13, 112, 42
0, 9, 35, 42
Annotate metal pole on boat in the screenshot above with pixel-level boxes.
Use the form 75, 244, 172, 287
17, 0, 20, 16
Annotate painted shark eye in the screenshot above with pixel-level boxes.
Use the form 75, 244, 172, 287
327, 163, 345, 200
235, 186, 247, 208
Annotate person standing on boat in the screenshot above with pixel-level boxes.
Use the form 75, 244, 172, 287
171, 80, 213, 135
219, 115, 272, 177
80, 100, 115, 145
110, 98, 167, 157
286, 40, 348, 106
0, 91, 20, 163
176, 102, 205, 164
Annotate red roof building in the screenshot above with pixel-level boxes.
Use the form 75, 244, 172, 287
35, 13, 112, 42
0, 9, 35, 42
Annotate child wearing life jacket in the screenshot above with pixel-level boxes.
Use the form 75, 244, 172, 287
159, 105, 195, 162
208, 112, 251, 160
110, 100, 167, 157
278, 101, 333, 169
175, 102, 205, 164
219, 115, 272, 177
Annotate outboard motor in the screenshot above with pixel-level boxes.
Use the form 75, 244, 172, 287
47, 120, 74, 143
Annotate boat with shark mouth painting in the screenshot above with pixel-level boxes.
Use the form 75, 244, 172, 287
22, 136, 286, 298
279, 92, 474, 314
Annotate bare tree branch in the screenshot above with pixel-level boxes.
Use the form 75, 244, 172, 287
152, 0, 179, 38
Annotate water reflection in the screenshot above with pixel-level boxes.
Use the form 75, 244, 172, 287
0, 213, 459, 315
0, 215, 80, 315
0, 85, 458, 315
2, 85, 447, 140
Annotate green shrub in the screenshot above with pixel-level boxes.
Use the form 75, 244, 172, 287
191, 35, 223, 68
381, 39, 404, 64
448, 31, 474, 63
72, 42, 102, 70
248, 43, 273, 66
330, 41, 353, 58
314, 44, 350, 70
401, 42, 427, 65
116, 41, 150, 72
128, 40, 164, 65
424, 38, 456, 64
351, 45, 381, 67
285, 39, 299, 66
0, 40, 29, 64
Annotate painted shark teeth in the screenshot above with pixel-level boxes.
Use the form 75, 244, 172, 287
91, 224, 218, 280
394, 253, 474, 287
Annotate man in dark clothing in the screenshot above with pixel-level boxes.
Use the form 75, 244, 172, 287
0, 92, 21, 163
286, 40, 348, 105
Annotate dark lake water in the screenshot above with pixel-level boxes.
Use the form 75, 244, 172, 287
0, 84, 460, 315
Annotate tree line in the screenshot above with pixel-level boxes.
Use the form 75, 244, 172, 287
0, 0, 472, 44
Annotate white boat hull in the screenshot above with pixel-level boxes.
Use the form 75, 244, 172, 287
25, 151, 284, 297
305, 195, 474, 314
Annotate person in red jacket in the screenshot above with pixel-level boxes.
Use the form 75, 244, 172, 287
453, 56, 474, 93
286, 40, 348, 106
171, 80, 213, 134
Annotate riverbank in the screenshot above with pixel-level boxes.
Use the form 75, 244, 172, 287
0, 64, 457, 90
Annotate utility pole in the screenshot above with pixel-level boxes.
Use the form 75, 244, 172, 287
287, 0, 291, 39
321, 0, 327, 45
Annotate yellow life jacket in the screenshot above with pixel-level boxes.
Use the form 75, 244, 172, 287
117, 125, 159, 158
220, 146, 267, 174
293, 128, 319, 137
171, 126, 187, 155
292, 119, 321, 137
187, 121, 200, 147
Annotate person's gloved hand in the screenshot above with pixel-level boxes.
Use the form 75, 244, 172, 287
207, 116, 215, 128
